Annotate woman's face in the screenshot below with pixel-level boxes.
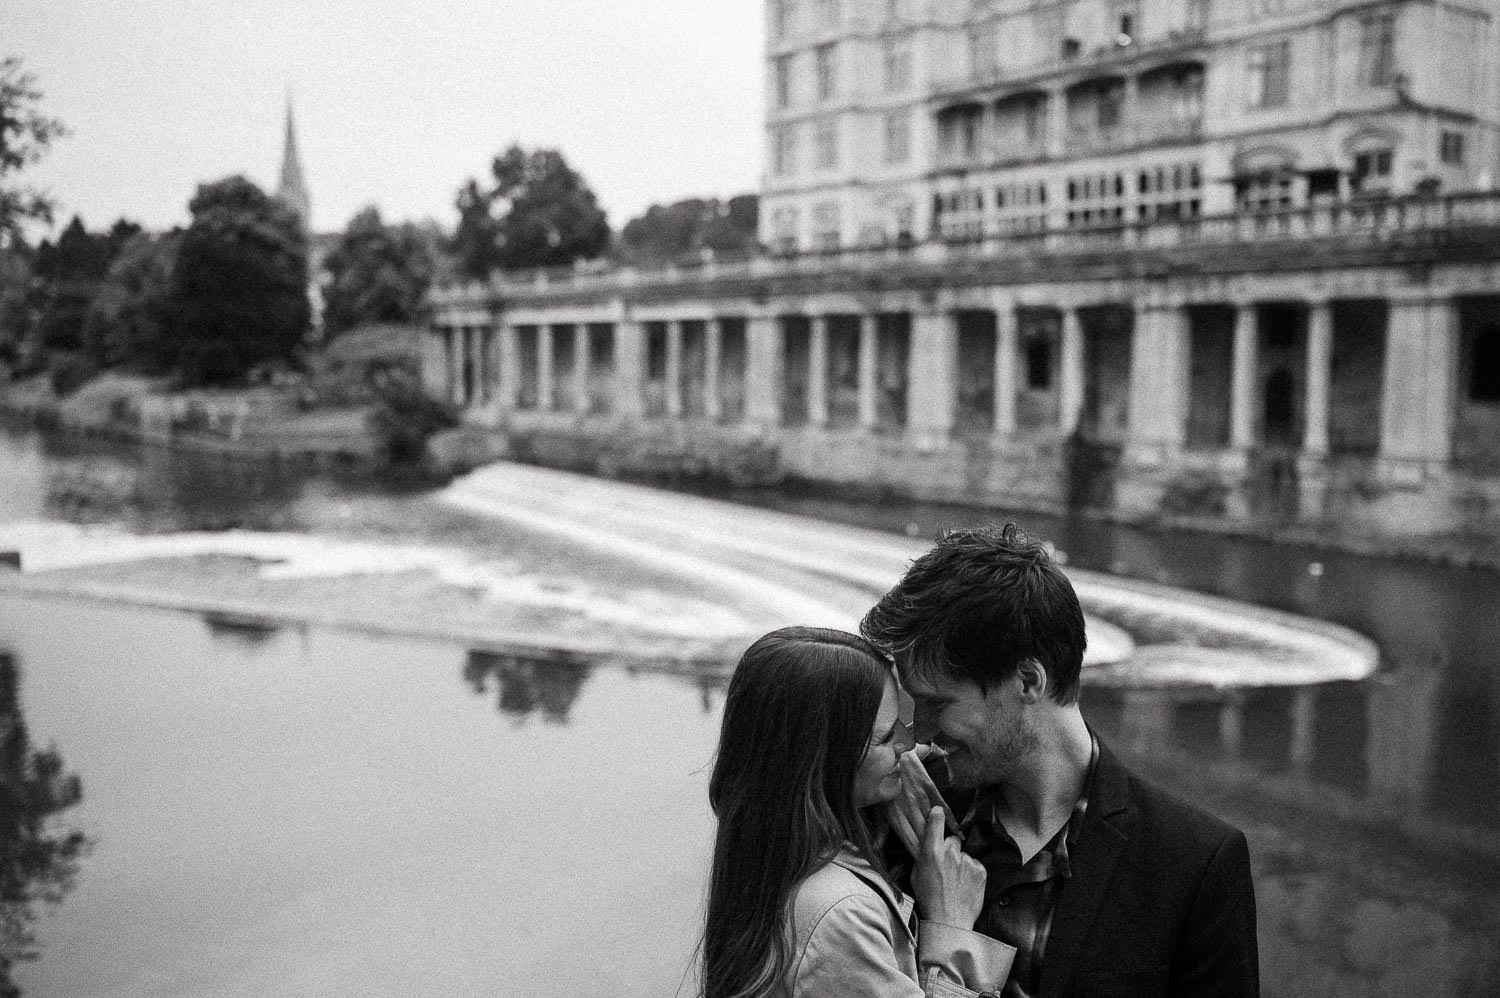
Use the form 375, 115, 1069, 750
852, 673, 915, 808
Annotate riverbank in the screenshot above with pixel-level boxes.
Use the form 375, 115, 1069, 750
6, 373, 1500, 572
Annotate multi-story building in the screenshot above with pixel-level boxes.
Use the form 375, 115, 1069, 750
425, 0, 1500, 541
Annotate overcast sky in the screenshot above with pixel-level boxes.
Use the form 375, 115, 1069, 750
9, 0, 766, 236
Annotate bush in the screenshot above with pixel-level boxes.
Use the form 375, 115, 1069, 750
47, 352, 99, 397
366, 368, 459, 464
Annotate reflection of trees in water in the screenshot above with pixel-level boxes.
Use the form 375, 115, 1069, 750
36, 431, 307, 530
201, 611, 284, 646
464, 649, 592, 724
0, 651, 89, 997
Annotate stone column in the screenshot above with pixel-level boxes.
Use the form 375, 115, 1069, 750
1303, 300, 1332, 457
704, 319, 723, 422
444, 328, 460, 405
1130, 303, 1189, 450
537, 324, 555, 412
497, 322, 520, 411
857, 313, 878, 430
572, 323, 590, 414
666, 320, 684, 418
469, 326, 487, 406
908, 309, 957, 449
808, 315, 830, 427
1380, 296, 1457, 468
1230, 304, 1258, 450
612, 311, 644, 420
745, 314, 784, 430
422, 326, 447, 399
995, 302, 1018, 437
1059, 307, 1085, 434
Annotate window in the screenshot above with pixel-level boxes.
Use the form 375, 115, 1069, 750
883, 36, 912, 92
772, 124, 798, 176
1097, 81, 1124, 130
814, 117, 839, 170
815, 44, 838, 101
813, 201, 841, 251
1247, 41, 1290, 109
771, 207, 800, 254
1352, 149, 1393, 195
883, 109, 911, 164
1170, 67, 1205, 124
1023, 96, 1046, 143
1358, 13, 1396, 87
774, 54, 794, 109
1115, 6, 1137, 45
1441, 130, 1466, 165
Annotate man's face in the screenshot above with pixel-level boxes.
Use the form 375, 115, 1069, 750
900, 667, 1036, 790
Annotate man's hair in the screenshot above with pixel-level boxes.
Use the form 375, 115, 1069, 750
860, 522, 1087, 704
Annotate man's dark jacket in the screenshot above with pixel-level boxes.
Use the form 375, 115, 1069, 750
1031, 740, 1260, 998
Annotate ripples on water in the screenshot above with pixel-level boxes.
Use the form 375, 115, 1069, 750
2, 424, 1498, 997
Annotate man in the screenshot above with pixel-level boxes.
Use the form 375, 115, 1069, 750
863, 523, 1259, 998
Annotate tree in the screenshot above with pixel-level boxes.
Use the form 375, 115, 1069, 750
0, 57, 68, 248
618, 194, 759, 264
82, 229, 179, 372
450, 145, 610, 280
29, 216, 136, 354
320, 206, 437, 336
0, 652, 90, 997
167, 176, 308, 385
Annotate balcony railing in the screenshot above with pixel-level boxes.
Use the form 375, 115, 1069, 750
429, 191, 1500, 305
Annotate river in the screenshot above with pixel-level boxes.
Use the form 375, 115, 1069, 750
1, 424, 1496, 997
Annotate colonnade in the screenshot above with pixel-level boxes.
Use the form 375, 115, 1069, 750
429, 291, 1464, 469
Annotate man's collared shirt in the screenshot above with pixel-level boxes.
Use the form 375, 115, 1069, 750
952, 734, 1099, 998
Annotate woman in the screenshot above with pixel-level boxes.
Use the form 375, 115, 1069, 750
704, 626, 1015, 998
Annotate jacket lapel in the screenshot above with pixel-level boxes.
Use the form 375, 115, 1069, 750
1037, 741, 1134, 998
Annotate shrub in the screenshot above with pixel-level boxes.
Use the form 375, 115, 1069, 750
366, 368, 458, 464
47, 352, 98, 397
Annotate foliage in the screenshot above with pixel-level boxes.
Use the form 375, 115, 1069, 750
450, 145, 610, 280
46, 351, 98, 397
167, 176, 308, 386
366, 364, 459, 464
0, 57, 68, 248
0, 244, 32, 371
0, 651, 90, 995
81, 229, 180, 373
29, 217, 140, 355
320, 206, 437, 336
617, 194, 758, 264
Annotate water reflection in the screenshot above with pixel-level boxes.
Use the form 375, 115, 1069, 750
0, 649, 89, 996
463, 648, 593, 724
1084, 647, 1497, 837
201, 611, 287, 645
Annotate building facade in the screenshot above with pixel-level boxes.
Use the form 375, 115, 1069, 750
426, 0, 1500, 541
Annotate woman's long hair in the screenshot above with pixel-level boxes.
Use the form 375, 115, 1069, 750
703, 626, 892, 998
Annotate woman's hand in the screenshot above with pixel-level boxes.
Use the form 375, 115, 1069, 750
912, 805, 987, 928
885, 749, 961, 858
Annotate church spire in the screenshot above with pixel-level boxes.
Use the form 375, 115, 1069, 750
276, 96, 311, 228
